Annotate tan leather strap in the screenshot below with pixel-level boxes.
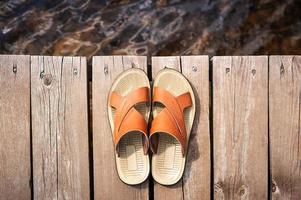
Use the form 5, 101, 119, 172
150, 87, 192, 155
109, 87, 149, 155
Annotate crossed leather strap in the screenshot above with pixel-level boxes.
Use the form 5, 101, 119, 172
149, 87, 192, 156
109, 87, 150, 156
109, 86, 192, 156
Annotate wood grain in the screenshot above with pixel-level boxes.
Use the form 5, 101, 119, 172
269, 56, 301, 199
31, 56, 90, 200
2, 54, 300, 199
213, 56, 268, 199
151, 56, 210, 200
93, 56, 149, 200
181, 56, 210, 200
0, 55, 31, 200
152, 56, 180, 76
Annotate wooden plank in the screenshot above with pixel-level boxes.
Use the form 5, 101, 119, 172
181, 56, 210, 200
0, 55, 31, 200
152, 56, 183, 200
213, 56, 268, 199
152, 56, 180, 76
151, 56, 210, 200
269, 56, 301, 199
31, 56, 90, 199
93, 56, 149, 200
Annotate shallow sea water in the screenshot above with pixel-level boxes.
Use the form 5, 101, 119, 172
0, 0, 300, 64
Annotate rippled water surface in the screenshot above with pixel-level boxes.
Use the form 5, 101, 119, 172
0, 0, 300, 62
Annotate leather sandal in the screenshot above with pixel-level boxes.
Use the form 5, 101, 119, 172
108, 68, 150, 185
150, 68, 196, 185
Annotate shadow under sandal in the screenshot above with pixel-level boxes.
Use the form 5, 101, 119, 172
150, 68, 196, 185
108, 68, 150, 185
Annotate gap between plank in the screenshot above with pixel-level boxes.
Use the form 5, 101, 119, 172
87, 60, 94, 200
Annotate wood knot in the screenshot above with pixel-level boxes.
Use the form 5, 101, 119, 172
214, 182, 224, 199
238, 185, 247, 196
251, 69, 256, 76
214, 182, 223, 193
43, 74, 53, 86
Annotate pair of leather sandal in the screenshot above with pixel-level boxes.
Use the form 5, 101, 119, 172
108, 68, 195, 185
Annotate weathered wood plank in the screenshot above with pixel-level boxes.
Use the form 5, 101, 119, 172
31, 56, 90, 200
213, 56, 268, 199
181, 56, 210, 200
151, 56, 210, 200
269, 56, 301, 199
0, 55, 31, 200
152, 56, 180, 76
93, 56, 149, 200
152, 56, 183, 200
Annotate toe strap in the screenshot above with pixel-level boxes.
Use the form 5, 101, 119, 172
115, 108, 149, 155
150, 87, 192, 156
108, 87, 150, 156
149, 109, 186, 155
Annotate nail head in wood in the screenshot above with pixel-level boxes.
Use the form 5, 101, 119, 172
226, 67, 230, 73
104, 64, 108, 75
192, 66, 197, 72
40, 70, 44, 79
73, 68, 78, 76
12, 64, 17, 74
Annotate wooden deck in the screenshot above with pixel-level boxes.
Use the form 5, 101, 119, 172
0, 55, 300, 200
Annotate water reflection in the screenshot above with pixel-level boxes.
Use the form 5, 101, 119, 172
0, 0, 300, 62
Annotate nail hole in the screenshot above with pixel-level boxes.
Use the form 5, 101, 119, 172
73, 68, 78, 75
40, 70, 45, 79
252, 69, 256, 75
12, 64, 17, 74
192, 66, 197, 72
226, 68, 230, 73
104, 64, 108, 75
